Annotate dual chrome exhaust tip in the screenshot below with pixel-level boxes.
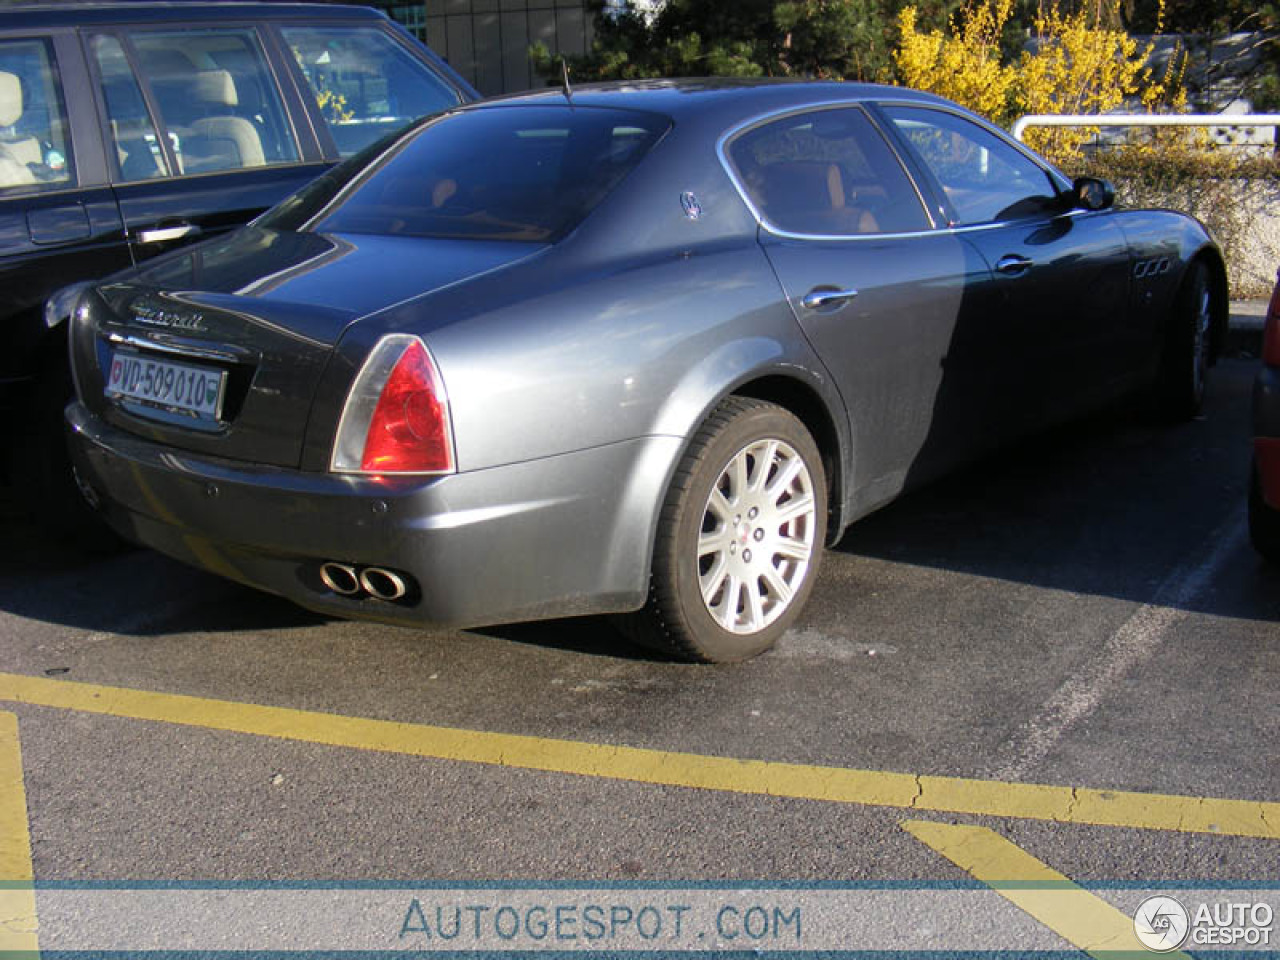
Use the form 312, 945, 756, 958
319, 562, 409, 601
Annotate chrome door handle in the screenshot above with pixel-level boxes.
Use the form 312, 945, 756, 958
995, 254, 1033, 276
801, 288, 859, 310
136, 223, 202, 244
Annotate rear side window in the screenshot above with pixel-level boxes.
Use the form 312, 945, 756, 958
727, 107, 929, 236
0, 38, 74, 192
282, 26, 462, 158
268, 106, 669, 243
121, 27, 299, 176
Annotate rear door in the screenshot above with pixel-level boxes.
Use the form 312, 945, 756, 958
723, 105, 1004, 509
84, 23, 326, 266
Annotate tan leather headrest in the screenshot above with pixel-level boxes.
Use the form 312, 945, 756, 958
0, 72, 22, 128
193, 69, 237, 107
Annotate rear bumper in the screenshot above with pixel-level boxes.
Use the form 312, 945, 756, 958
67, 401, 679, 629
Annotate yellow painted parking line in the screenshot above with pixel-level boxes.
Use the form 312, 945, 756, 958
1, 671, 1278, 840
0, 711, 38, 957
905, 820, 1180, 958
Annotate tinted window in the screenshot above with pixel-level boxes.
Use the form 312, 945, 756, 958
282, 26, 462, 157
727, 107, 929, 236
127, 27, 299, 175
91, 34, 169, 182
267, 106, 669, 243
883, 105, 1060, 225
0, 38, 74, 192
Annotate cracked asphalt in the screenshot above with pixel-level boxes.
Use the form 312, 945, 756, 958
1, 356, 1278, 886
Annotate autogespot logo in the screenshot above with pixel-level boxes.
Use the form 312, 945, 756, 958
1134, 896, 1190, 952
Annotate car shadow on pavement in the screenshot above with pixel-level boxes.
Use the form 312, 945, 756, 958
475, 619, 672, 663
0, 490, 330, 636
833, 358, 1280, 624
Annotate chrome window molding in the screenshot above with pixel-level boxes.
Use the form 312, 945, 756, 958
715, 97, 1083, 243
716, 100, 940, 242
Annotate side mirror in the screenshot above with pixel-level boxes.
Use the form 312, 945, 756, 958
1072, 176, 1115, 212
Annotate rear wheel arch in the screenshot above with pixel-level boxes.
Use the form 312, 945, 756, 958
730, 374, 847, 545
620, 393, 829, 662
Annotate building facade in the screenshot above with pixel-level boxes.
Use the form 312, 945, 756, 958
373, 0, 596, 95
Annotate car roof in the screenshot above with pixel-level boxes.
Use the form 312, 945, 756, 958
0, 2, 387, 28
471, 78, 959, 127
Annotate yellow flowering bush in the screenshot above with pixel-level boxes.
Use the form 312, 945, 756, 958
892, 0, 1280, 296
894, 0, 1185, 160
894, 0, 1016, 124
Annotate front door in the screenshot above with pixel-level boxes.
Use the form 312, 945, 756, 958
878, 104, 1131, 428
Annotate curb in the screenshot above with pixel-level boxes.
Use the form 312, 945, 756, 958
1229, 300, 1266, 357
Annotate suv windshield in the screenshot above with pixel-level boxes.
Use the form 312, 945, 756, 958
261, 105, 670, 243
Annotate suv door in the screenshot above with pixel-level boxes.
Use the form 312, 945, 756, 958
0, 31, 126, 404
86, 25, 326, 266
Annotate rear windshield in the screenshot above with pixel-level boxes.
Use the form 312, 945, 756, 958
260, 105, 670, 243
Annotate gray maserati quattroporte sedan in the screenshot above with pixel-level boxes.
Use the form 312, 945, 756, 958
65, 80, 1227, 661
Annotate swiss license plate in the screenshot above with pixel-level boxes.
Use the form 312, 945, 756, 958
105, 350, 226, 422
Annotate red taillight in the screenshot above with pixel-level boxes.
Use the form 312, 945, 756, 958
332, 335, 454, 475
1264, 273, 1280, 367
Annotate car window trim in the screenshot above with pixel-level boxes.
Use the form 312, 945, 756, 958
80, 27, 174, 183
717, 100, 940, 242
873, 99, 1072, 228
257, 22, 325, 164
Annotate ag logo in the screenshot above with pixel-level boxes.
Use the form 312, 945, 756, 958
1133, 895, 1190, 952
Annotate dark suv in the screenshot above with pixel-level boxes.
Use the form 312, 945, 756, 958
0, 2, 475, 533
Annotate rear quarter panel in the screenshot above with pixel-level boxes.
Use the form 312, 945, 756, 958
303, 112, 850, 485
347, 240, 841, 474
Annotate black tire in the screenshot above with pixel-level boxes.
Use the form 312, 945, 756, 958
1249, 458, 1280, 563
1154, 260, 1214, 421
11, 358, 129, 553
622, 396, 826, 663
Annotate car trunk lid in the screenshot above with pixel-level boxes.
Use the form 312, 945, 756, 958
71, 227, 544, 469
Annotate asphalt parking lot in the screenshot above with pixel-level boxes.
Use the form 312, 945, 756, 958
2, 352, 1279, 952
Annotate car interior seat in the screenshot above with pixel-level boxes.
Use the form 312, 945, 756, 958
0, 70, 39, 187
759, 161, 879, 234
184, 69, 265, 172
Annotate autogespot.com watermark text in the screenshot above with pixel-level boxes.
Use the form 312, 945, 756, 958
17, 884, 1280, 953
399, 897, 801, 947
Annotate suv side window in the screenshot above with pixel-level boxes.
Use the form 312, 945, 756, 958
726, 107, 930, 237
90, 34, 170, 182
121, 27, 300, 176
0, 37, 74, 192
281, 25, 462, 157
882, 105, 1060, 225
